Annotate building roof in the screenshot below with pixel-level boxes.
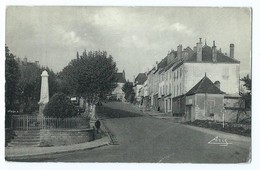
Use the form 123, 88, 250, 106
135, 73, 147, 85
186, 75, 225, 96
185, 45, 240, 63
147, 67, 156, 75
154, 56, 168, 74
115, 72, 126, 83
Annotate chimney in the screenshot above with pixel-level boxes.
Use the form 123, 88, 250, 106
196, 38, 202, 62
230, 44, 234, 58
214, 81, 220, 90
193, 46, 197, 52
155, 61, 158, 70
212, 41, 217, 62
177, 44, 182, 60
123, 70, 125, 79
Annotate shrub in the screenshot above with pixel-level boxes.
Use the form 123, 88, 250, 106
43, 93, 77, 118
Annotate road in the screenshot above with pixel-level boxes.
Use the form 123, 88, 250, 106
22, 102, 251, 163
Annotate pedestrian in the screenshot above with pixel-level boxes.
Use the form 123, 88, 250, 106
95, 119, 101, 134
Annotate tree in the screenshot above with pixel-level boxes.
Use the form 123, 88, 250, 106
5, 45, 20, 128
122, 81, 135, 103
5, 45, 20, 112
60, 50, 118, 102
235, 74, 252, 123
43, 93, 77, 118
240, 74, 251, 109
16, 61, 58, 114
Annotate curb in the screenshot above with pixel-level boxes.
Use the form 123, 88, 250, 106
99, 119, 119, 145
5, 141, 110, 161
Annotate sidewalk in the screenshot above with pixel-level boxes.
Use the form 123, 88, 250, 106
5, 136, 110, 160
142, 108, 183, 122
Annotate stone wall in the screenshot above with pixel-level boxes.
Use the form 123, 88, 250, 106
40, 128, 94, 146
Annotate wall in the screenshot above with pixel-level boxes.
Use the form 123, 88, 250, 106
153, 71, 159, 95
185, 95, 196, 121
183, 63, 240, 95
185, 94, 224, 122
134, 84, 143, 102
170, 65, 184, 98
195, 94, 224, 119
40, 128, 94, 146
172, 96, 185, 116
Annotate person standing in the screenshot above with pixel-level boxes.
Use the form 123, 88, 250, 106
95, 119, 101, 134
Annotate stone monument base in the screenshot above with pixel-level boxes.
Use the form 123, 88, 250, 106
38, 102, 46, 119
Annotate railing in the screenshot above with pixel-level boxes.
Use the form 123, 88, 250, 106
11, 115, 89, 130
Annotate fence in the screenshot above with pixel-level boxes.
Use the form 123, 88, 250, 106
11, 115, 89, 130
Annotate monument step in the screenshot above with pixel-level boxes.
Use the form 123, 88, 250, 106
12, 137, 40, 142
8, 141, 40, 147
14, 130, 40, 135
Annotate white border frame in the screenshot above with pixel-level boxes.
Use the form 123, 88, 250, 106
1, 1, 259, 170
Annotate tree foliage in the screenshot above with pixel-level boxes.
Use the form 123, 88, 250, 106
60, 50, 118, 100
122, 81, 135, 103
240, 74, 251, 109
5, 44, 59, 115
43, 93, 77, 118
5, 45, 20, 112
17, 63, 58, 114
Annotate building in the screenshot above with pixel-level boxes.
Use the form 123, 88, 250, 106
185, 75, 225, 121
111, 70, 126, 101
147, 38, 242, 121
133, 73, 147, 105
15, 56, 39, 66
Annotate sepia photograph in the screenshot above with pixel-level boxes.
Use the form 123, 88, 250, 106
4, 5, 253, 165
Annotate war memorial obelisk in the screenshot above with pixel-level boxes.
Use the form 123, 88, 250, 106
38, 70, 49, 119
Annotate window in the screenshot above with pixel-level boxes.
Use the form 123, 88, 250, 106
166, 85, 168, 95
180, 83, 182, 95
177, 85, 179, 96
169, 83, 171, 94
177, 70, 179, 79
174, 72, 176, 81
163, 86, 165, 94
180, 68, 182, 78
174, 86, 175, 97
169, 99, 172, 111
207, 100, 215, 115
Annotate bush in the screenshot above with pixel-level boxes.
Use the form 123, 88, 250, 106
43, 93, 77, 118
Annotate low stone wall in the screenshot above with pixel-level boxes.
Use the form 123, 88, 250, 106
5, 128, 16, 147
40, 128, 94, 146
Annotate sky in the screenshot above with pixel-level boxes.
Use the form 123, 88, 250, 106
6, 7, 251, 81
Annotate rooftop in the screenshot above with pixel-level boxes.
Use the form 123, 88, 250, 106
186, 75, 225, 96
135, 73, 147, 85
115, 72, 126, 83
185, 44, 240, 63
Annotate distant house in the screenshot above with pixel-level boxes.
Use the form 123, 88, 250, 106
133, 73, 147, 104
111, 70, 126, 101
15, 56, 39, 66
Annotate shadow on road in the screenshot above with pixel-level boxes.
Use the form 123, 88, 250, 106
96, 105, 143, 119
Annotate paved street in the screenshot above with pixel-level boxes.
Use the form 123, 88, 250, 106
20, 102, 250, 163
